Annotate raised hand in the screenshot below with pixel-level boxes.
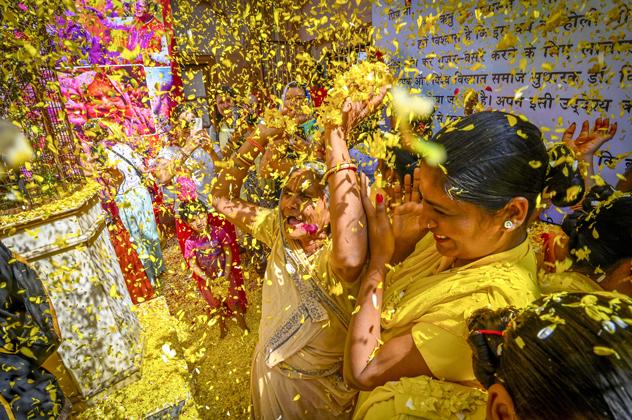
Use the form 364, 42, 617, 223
182, 130, 206, 156
341, 85, 389, 136
390, 167, 428, 264
563, 118, 617, 158
359, 173, 395, 267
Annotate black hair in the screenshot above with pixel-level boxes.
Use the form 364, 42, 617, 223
561, 184, 615, 237
466, 306, 518, 389
468, 292, 632, 420
562, 191, 632, 271
171, 102, 201, 121
178, 199, 208, 222
391, 147, 419, 182
429, 111, 583, 219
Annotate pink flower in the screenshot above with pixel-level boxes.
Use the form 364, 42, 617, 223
18, 3, 28, 11
176, 177, 198, 201
302, 223, 318, 235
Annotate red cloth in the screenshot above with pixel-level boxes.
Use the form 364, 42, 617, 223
149, 182, 163, 221
103, 200, 155, 304
160, 0, 183, 104
176, 212, 247, 315
310, 86, 328, 107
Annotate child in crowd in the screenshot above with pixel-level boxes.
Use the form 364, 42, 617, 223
468, 292, 632, 420
179, 200, 248, 338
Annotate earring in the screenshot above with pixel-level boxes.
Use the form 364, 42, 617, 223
503, 220, 514, 229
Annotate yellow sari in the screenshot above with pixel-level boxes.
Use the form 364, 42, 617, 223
249, 208, 358, 419
354, 234, 540, 419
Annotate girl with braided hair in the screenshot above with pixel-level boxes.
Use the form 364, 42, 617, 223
467, 292, 632, 420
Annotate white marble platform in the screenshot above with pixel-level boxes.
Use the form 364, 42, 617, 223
1, 186, 142, 398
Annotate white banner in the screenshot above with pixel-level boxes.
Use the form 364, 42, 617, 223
373, 0, 631, 222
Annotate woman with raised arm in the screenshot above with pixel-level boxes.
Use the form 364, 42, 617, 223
153, 103, 220, 250
527, 118, 618, 276
346, 111, 581, 419
258, 81, 320, 182
211, 91, 385, 419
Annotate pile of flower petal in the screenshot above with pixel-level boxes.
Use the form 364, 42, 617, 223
77, 296, 198, 419
160, 241, 262, 418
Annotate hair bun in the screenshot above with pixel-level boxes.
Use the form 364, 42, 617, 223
544, 144, 585, 207
467, 307, 518, 388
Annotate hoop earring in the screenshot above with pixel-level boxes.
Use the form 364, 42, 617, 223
503, 220, 514, 229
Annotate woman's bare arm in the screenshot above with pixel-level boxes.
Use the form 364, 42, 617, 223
344, 180, 432, 390
326, 126, 367, 283
211, 124, 282, 234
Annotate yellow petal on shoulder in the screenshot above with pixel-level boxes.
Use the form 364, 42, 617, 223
594, 346, 620, 358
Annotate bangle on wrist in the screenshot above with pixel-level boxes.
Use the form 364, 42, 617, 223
246, 137, 265, 152
235, 154, 254, 168
322, 162, 358, 184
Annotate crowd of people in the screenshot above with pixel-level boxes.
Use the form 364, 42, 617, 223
2, 57, 631, 418
80, 63, 632, 418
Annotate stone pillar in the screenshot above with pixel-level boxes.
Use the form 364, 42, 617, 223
0, 183, 142, 399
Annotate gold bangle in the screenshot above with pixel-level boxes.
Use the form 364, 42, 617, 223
235, 154, 254, 167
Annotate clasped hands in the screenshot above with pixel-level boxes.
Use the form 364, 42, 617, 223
359, 167, 429, 269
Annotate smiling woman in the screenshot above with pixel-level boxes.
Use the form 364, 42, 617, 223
279, 163, 330, 242
210, 86, 384, 418
345, 111, 582, 419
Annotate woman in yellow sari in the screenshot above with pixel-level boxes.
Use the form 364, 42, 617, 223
345, 111, 580, 419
